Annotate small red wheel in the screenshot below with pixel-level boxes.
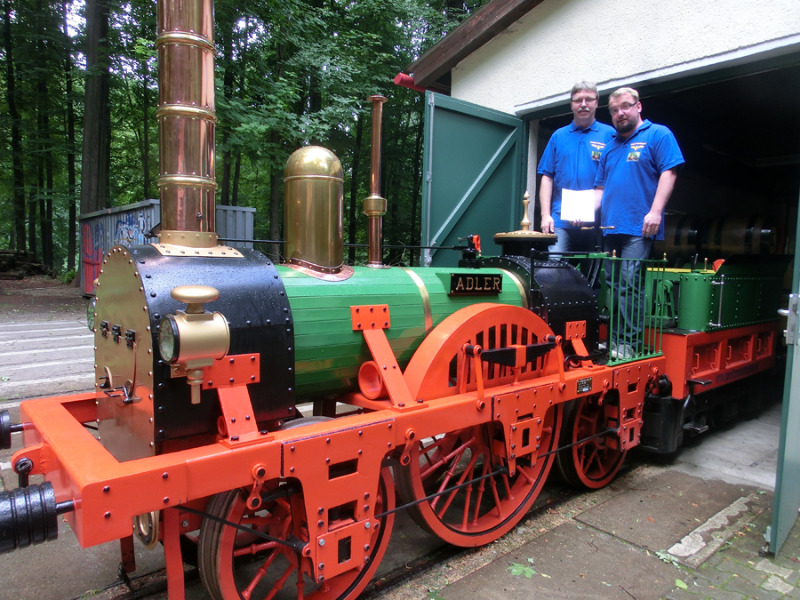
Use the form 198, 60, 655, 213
198, 467, 395, 600
556, 394, 626, 489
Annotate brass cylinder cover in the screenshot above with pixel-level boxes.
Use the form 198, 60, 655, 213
284, 146, 344, 273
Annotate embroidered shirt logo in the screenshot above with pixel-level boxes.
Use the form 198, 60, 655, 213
590, 141, 606, 161
627, 142, 645, 161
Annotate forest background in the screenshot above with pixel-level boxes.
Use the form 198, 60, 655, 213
1, 0, 486, 278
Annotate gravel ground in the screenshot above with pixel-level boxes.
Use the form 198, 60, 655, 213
0, 275, 88, 323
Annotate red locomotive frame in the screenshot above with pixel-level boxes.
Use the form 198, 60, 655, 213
12, 304, 664, 598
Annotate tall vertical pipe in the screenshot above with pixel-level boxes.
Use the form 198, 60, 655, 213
155, 0, 217, 247
363, 95, 388, 267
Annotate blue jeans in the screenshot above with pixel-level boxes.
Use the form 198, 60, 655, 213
603, 235, 653, 348
548, 227, 599, 254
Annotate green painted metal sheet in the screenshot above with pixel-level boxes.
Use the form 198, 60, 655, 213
770, 190, 800, 555
421, 91, 526, 267
279, 265, 525, 399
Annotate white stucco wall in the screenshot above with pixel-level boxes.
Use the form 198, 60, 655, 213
451, 0, 800, 115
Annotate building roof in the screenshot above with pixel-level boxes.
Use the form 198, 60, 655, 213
398, 0, 544, 94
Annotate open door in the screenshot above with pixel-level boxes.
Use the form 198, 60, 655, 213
421, 91, 526, 266
770, 189, 800, 555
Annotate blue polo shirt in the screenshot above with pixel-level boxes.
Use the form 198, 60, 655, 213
594, 119, 684, 240
538, 120, 614, 229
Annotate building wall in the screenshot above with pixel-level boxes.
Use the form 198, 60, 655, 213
451, 0, 800, 115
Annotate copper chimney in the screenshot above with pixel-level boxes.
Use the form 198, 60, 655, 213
156, 0, 217, 248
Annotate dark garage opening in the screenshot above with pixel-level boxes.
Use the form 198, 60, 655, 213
536, 60, 800, 263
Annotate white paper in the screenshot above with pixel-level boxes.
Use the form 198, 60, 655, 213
560, 189, 595, 223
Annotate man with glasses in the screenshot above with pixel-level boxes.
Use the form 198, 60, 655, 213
594, 86, 684, 359
537, 81, 614, 253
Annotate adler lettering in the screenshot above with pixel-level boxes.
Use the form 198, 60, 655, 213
450, 273, 503, 296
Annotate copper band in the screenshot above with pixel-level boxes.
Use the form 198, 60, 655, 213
499, 268, 530, 308
158, 175, 218, 189
155, 31, 216, 54
401, 268, 433, 333
156, 105, 218, 122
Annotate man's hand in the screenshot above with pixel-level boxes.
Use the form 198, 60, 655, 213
642, 168, 678, 237
642, 210, 661, 238
540, 214, 555, 234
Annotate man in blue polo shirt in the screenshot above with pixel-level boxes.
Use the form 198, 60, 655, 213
538, 81, 614, 254
595, 86, 684, 359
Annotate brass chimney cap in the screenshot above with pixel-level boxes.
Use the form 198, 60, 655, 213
284, 146, 343, 180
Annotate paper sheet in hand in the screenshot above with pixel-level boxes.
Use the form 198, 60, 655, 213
560, 189, 595, 223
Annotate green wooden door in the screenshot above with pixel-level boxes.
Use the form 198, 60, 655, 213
770, 190, 800, 555
421, 91, 526, 267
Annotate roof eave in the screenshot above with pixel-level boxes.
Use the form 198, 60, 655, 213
401, 0, 545, 94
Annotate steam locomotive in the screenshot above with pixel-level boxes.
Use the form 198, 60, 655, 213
0, 1, 786, 599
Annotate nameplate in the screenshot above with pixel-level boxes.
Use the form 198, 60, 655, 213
450, 273, 503, 295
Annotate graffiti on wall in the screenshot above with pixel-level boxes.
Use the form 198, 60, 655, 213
115, 212, 152, 246
82, 210, 155, 295
81, 221, 104, 295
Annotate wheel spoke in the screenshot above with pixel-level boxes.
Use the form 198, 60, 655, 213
198, 467, 394, 600
435, 446, 478, 516
487, 467, 504, 520
232, 540, 281, 559
398, 305, 563, 547
558, 396, 626, 489
397, 415, 559, 547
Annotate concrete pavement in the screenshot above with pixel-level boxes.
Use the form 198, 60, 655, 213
376, 402, 798, 600
0, 318, 94, 404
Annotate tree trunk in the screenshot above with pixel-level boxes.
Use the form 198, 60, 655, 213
36, 6, 54, 269
269, 169, 282, 263
141, 65, 152, 200
232, 151, 241, 207
383, 110, 402, 264
27, 187, 37, 259
80, 0, 112, 215
63, 1, 77, 271
219, 28, 234, 206
348, 114, 364, 264
3, 0, 26, 252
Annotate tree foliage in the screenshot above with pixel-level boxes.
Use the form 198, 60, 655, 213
0, 0, 486, 272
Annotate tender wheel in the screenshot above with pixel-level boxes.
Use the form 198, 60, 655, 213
398, 304, 563, 547
556, 394, 626, 489
198, 468, 394, 600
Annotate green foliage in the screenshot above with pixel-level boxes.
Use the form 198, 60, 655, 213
1, 0, 487, 267
508, 561, 537, 578
59, 268, 77, 284
655, 549, 683, 568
